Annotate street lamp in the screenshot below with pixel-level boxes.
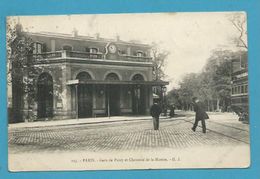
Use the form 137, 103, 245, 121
162, 86, 167, 116
162, 86, 167, 93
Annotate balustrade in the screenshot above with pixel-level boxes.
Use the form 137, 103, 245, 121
30, 50, 152, 62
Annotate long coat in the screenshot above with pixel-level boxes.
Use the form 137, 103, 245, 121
169, 105, 175, 117
150, 104, 162, 118
194, 101, 209, 121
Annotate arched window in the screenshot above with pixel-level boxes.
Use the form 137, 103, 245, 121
136, 51, 144, 57
76, 72, 92, 83
37, 72, 53, 85
132, 74, 145, 81
63, 45, 73, 51
105, 73, 120, 81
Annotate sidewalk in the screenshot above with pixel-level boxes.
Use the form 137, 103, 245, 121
8, 111, 247, 131
9, 115, 168, 129
202, 112, 248, 131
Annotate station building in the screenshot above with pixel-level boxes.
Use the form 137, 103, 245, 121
10, 27, 168, 122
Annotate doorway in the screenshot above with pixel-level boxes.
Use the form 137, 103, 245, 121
131, 74, 146, 115
132, 85, 145, 115
76, 72, 93, 118
106, 85, 120, 116
78, 84, 93, 118
37, 73, 53, 119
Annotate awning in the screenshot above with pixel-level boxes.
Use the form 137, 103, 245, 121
66, 80, 169, 86
153, 93, 160, 99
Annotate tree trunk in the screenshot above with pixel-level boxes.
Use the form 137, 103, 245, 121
217, 98, 220, 111
222, 99, 226, 112
211, 100, 215, 112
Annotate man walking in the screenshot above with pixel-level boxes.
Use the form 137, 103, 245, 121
191, 97, 209, 133
150, 102, 162, 130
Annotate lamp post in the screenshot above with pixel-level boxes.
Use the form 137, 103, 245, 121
162, 86, 167, 116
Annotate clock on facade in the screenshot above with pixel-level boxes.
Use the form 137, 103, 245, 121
108, 44, 117, 53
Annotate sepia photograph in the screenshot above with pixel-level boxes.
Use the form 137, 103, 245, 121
7, 12, 250, 171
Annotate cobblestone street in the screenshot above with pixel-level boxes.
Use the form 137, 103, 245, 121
9, 112, 249, 153
8, 112, 250, 170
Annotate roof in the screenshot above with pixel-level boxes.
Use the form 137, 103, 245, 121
26, 31, 152, 48
66, 80, 169, 86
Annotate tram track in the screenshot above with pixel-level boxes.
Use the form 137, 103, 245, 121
9, 115, 250, 145
183, 118, 249, 144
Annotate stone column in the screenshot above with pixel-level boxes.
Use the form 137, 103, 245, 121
147, 86, 153, 114
59, 64, 71, 119
92, 85, 96, 117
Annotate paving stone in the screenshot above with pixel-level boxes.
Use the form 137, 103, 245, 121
8, 116, 249, 154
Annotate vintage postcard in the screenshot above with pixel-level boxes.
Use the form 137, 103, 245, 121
7, 12, 250, 171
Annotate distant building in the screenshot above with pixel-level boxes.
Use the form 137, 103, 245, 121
10, 26, 168, 123
231, 51, 249, 122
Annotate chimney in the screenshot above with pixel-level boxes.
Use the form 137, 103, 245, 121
72, 28, 78, 37
95, 33, 100, 39
116, 34, 120, 41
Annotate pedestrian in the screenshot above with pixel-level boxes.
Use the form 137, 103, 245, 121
191, 97, 209, 133
150, 102, 162, 130
169, 104, 175, 118
162, 103, 168, 116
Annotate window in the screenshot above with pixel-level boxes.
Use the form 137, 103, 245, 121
241, 86, 245, 93
62, 45, 73, 51
234, 87, 238, 94
238, 86, 241, 94
33, 42, 43, 54
118, 49, 126, 55
245, 85, 248, 93
90, 48, 98, 53
240, 55, 248, 68
51, 40, 55, 52
127, 47, 131, 55
105, 73, 120, 81
85, 47, 90, 53
76, 72, 92, 82
136, 51, 144, 57
132, 74, 145, 81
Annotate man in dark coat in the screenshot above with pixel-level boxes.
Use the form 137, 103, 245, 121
150, 102, 162, 130
191, 97, 209, 133
169, 104, 175, 118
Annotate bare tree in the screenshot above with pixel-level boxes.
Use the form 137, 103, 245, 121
228, 12, 248, 50
151, 42, 169, 80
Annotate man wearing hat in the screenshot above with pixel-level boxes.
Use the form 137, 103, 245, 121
192, 97, 209, 133
150, 101, 162, 130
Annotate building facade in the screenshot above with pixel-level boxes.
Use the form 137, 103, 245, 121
10, 28, 168, 122
231, 51, 249, 122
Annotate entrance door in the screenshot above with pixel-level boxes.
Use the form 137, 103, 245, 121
78, 85, 93, 118
132, 85, 145, 115
106, 85, 120, 116
76, 72, 93, 118
131, 74, 146, 115
37, 73, 53, 119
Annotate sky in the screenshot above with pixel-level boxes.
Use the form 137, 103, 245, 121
11, 12, 247, 90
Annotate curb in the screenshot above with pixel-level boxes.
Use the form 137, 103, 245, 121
8, 117, 156, 129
